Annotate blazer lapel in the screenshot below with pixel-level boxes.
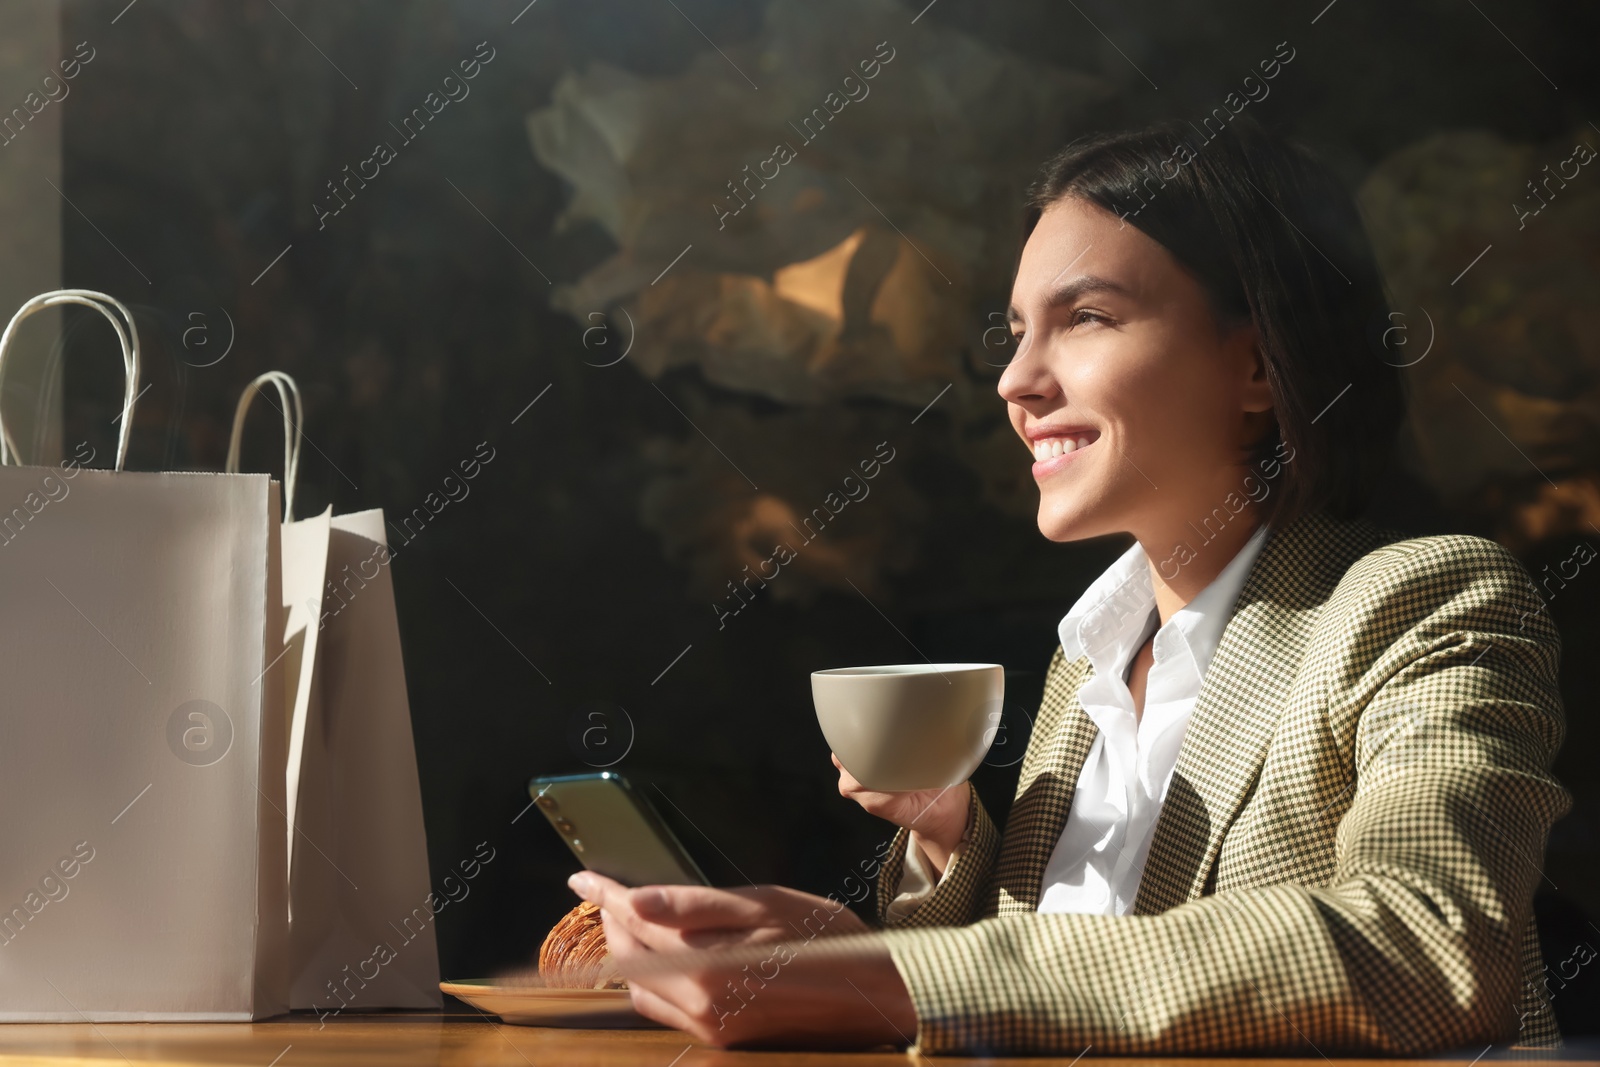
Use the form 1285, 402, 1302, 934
1130, 509, 1387, 915
987, 651, 1100, 916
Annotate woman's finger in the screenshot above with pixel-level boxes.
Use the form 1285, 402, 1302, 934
631, 884, 773, 928
628, 983, 716, 1044
567, 869, 626, 907
599, 902, 677, 955
677, 926, 774, 950
595, 886, 762, 956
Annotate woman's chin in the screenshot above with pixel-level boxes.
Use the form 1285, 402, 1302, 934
1035, 505, 1097, 543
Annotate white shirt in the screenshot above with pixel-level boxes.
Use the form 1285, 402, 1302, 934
887, 522, 1271, 922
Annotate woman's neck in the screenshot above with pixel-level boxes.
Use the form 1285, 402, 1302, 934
1136, 512, 1263, 627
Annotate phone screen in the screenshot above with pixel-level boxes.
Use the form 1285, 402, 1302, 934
527, 771, 710, 887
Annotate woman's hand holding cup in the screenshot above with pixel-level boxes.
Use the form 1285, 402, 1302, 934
813, 663, 1001, 880
832, 752, 969, 879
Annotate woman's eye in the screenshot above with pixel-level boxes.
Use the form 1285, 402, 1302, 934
1072, 310, 1109, 327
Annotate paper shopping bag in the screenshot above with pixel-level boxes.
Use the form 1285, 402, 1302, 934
227, 372, 440, 1013
226, 372, 328, 847
0, 291, 289, 1020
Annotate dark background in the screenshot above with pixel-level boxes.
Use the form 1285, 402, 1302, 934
37, 0, 1600, 1033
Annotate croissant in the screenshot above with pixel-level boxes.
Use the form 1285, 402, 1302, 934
539, 900, 627, 990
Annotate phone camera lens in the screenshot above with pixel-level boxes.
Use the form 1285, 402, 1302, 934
555, 818, 575, 834
536, 795, 558, 811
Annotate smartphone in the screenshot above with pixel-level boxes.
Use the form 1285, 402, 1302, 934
527, 771, 710, 887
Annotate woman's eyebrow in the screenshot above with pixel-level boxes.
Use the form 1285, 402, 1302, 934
1008, 274, 1136, 322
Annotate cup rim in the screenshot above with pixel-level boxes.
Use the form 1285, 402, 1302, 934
811, 663, 1003, 678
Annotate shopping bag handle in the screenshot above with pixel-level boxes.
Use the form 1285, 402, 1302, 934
0, 289, 141, 471
225, 370, 304, 521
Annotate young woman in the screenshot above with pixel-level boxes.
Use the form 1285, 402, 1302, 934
567, 117, 1572, 1055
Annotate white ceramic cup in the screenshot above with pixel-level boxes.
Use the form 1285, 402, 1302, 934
812, 663, 1005, 792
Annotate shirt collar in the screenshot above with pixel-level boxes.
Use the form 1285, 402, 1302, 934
1058, 521, 1272, 679
1058, 539, 1154, 666
1163, 521, 1272, 681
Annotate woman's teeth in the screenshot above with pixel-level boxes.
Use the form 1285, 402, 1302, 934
1033, 435, 1095, 461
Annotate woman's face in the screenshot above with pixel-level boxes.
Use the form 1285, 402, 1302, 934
999, 195, 1273, 546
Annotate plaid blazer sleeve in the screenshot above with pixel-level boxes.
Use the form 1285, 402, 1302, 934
875, 534, 1572, 1056
874, 782, 1001, 929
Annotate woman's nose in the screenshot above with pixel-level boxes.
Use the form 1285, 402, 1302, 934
996, 333, 1057, 406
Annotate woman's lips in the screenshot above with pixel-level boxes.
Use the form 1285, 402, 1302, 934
1031, 437, 1096, 480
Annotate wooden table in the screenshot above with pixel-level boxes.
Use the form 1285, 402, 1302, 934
0, 1012, 1595, 1065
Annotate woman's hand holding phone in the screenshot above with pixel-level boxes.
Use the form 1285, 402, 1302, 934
568, 870, 909, 1047
831, 752, 970, 879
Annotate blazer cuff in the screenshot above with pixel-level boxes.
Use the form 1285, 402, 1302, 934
884, 837, 939, 923
876, 785, 997, 929
884, 793, 978, 922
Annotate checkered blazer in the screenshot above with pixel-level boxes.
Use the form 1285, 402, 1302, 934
872, 508, 1571, 1056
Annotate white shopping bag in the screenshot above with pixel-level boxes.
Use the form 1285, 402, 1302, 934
227, 373, 440, 1014
0, 291, 289, 1020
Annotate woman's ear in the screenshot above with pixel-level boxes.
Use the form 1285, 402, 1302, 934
1232, 323, 1273, 415
1229, 323, 1275, 457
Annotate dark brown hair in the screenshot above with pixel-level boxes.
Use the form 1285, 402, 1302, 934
1020, 115, 1406, 529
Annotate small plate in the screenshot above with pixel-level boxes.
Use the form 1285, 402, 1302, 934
440, 978, 662, 1028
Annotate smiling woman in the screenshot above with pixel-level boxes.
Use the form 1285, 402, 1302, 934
566, 116, 1571, 1057
1003, 116, 1404, 550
